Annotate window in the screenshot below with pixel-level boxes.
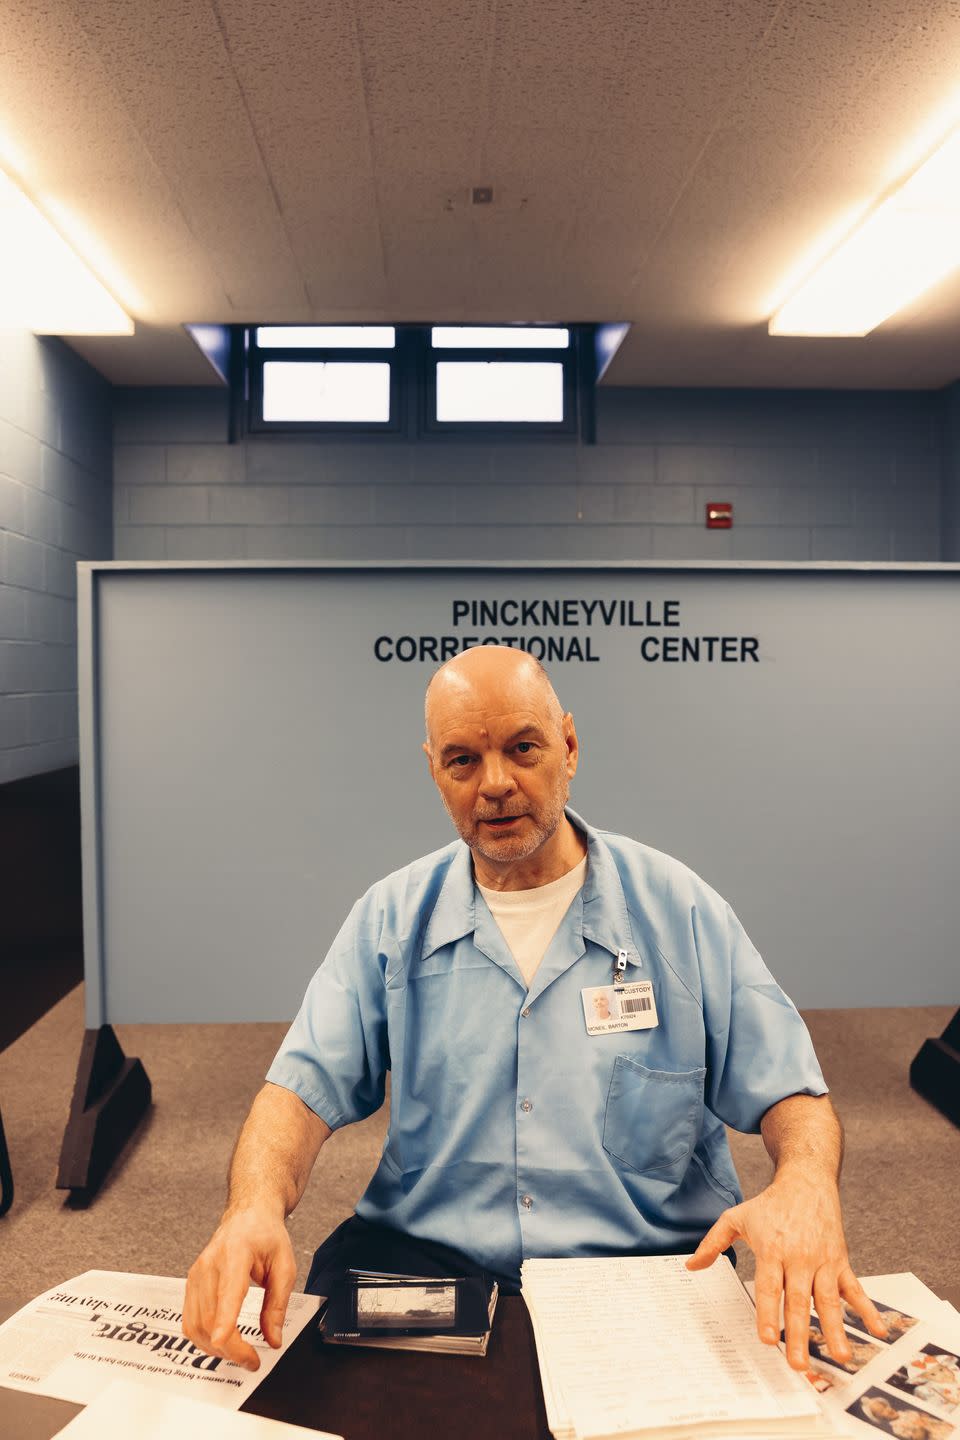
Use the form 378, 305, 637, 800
247, 327, 401, 433
245, 324, 584, 437
426, 326, 577, 434
435, 362, 565, 422
262, 362, 391, 422
257, 325, 395, 349
431, 326, 569, 350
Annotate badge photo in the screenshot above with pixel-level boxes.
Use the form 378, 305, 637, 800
581, 982, 659, 1036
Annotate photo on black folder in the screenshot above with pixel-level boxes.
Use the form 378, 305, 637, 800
357, 1279, 457, 1330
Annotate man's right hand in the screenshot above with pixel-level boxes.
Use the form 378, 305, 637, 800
182, 1205, 297, 1371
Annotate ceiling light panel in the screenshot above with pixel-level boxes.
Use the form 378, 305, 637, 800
770, 128, 960, 337
0, 168, 133, 335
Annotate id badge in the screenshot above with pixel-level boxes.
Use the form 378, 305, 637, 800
581, 981, 659, 1036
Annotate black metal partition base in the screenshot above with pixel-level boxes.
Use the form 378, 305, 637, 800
57, 1025, 152, 1199
910, 1007, 960, 1129
0, 1105, 13, 1216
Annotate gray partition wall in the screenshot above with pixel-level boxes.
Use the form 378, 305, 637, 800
78, 561, 960, 1026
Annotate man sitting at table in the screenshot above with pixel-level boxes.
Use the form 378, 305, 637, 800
183, 645, 886, 1373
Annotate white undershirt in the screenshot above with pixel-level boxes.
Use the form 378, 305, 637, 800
477, 857, 588, 989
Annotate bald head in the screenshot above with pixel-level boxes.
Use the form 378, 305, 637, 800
424, 646, 563, 748
422, 645, 582, 880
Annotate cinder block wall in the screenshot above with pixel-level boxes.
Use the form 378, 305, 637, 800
113, 385, 945, 564
0, 330, 112, 784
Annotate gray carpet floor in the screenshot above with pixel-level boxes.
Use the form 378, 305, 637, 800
0, 988, 957, 1300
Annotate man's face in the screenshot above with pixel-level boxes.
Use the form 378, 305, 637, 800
424, 667, 579, 868
923, 1362, 954, 1385
892, 1415, 928, 1440
865, 1400, 899, 1423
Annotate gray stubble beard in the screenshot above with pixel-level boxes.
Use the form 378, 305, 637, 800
442, 784, 568, 868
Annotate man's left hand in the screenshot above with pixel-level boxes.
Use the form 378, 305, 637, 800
685, 1169, 887, 1369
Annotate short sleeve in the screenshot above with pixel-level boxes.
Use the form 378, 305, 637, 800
265, 894, 389, 1130
701, 901, 828, 1134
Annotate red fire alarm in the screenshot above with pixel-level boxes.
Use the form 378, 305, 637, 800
706, 502, 733, 529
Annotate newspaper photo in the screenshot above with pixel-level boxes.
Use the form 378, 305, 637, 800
752, 1274, 960, 1440
0, 1270, 319, 1409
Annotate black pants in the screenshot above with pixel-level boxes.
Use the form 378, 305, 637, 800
305, 1215, 510, 1294
304, 1215, 736, 1299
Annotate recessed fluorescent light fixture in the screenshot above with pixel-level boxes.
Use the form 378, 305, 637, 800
0, 167, 133, 335
42, 196, 146, 318
770, 129, 960, 336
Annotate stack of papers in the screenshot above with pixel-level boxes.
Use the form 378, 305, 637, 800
521, 1254, 830, 1440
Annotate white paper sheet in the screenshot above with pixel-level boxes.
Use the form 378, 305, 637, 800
49, 1378, 342, 1440
522, 1253, 826, 1440
745, 1273, 960, 1440
0, 1271, 319, 1409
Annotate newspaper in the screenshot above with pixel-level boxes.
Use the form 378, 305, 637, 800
746, 1273, 960, 1440
0, 1270, 319, 1409
51, 1378, 343, 1440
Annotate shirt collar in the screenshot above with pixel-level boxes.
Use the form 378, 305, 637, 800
419, 805, 643, 966
570, 806, 643, 965
419, 840, 477, 959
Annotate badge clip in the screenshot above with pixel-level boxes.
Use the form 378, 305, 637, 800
613, 949, 629, 987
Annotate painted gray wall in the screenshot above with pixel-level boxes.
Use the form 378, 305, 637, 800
86, 565, 960, 1024
3, 368, 950, 782
113, 386, 945, 566
0, 329, 113, 784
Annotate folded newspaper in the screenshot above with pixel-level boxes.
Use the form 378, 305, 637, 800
0, 1270, 319, 1409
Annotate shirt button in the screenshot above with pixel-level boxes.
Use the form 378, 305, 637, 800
520, 1098, 533, 1113
521, 1007, 531, 1018
520, 1194, 533, 1210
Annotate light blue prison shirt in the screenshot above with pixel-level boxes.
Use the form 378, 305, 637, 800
266, 809, 827, 1284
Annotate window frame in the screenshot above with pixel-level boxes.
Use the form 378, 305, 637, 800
243, 324, 587, 441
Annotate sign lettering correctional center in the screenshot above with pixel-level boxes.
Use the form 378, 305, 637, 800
373, 596, 760, 665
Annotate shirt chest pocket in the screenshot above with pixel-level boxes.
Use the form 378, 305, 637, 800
602, 1055, 706, 1176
